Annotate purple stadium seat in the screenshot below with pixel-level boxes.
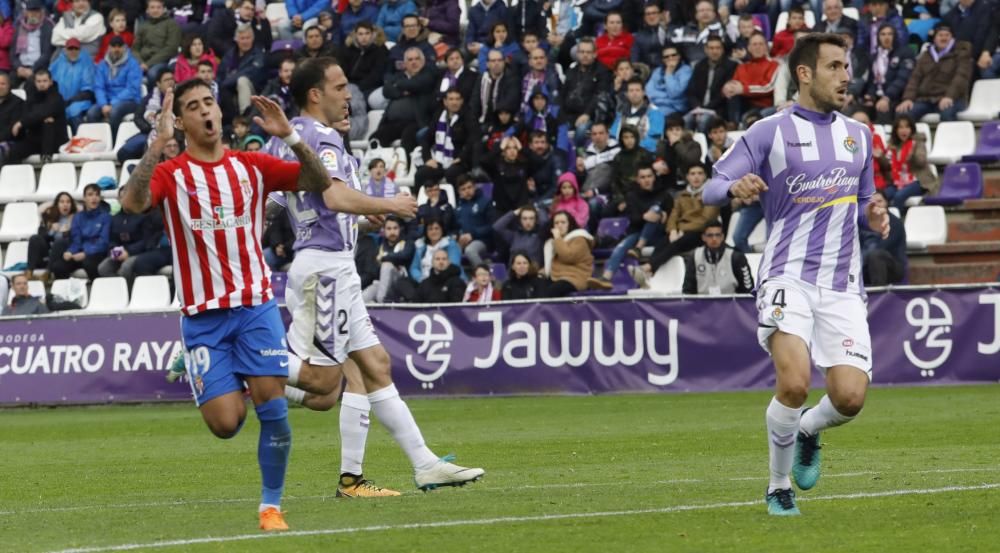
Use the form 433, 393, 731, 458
271, 40, 303, 52
961, 121, 1000, 163
477, 182, 493, 200
491, 262, 507, 283
922, 162, 983, 206
596, 217, 629, 244
752, 13, 772, 41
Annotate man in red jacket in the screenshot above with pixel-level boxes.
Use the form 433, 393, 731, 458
722, 31, 778, 127
596, 12, 634, 70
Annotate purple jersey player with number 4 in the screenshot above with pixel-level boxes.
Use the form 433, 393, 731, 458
703, 34, 889, 516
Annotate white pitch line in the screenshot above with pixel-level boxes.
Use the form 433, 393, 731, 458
5, 466, 999, 517
43, 483, 1000, 553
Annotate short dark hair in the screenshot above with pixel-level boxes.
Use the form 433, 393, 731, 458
172, 78, 213, 115
703, 220, 723, 233
788, 5, 805, 17
354, 20, 373, 33
444, 87, 463, 99
305, 25, 323, 37
290, 57, 339, 109
474, 263, 492, 275
787, 32, 848, 89
687, 161, 707, 174
705, 34, 725, 46
605, 10, 623, 22
384, 215, 402, 227
456, 173, 475, 187
368, 157, 385, 169
528, 130, 548, 142
636, 164, 655, 175
402, 14, 419, 25
626, 76, 645, 89
197, 59, 214, 70
83, 183, 102, 197
708, 117, 727, 132
34, 68, 51, 79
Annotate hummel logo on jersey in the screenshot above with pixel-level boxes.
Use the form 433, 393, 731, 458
786, 141, 813, 148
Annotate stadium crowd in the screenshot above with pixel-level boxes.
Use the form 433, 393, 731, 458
2, 0, 995, 311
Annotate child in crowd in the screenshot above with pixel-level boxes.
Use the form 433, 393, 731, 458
366, 158, 398, 198
95, 9, 134, 61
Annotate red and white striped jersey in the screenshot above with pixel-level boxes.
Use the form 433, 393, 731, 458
150, 150, 300, 316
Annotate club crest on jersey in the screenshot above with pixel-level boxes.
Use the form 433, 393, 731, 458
771, 307, 785, 321
240, 178, 252, 198
320, 149, 339, 171
843, 136, 858, 154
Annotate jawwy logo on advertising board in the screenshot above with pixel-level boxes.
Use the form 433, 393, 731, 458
405, 314, 454, 389
903, 297, 953, 377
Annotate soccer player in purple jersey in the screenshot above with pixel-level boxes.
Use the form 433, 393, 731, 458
266, 58, 486, 496
703, 34, 889, 516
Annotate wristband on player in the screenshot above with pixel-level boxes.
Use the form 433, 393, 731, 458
282, 131, 302, 147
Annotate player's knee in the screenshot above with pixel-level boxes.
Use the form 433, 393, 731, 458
306, 394, 339, 412
778, 382, 810, 407
208, 416, 245, 439
831, 391, 866, 417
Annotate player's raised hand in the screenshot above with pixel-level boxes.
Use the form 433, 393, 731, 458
729, 173, 768, 204
867, 201, 890, 239
251, 95, 293, 138
389, 194, 418, 219
154, 88, 175, 145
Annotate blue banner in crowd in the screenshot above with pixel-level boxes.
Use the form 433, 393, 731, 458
0, 286, 997, 405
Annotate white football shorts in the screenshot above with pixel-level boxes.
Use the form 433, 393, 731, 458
284, 249, 381, 366
756, 276, 873, 379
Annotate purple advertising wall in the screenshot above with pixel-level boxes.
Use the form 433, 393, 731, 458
0, 286, 998, 405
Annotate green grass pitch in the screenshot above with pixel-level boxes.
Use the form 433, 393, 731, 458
2, 385, 999, 552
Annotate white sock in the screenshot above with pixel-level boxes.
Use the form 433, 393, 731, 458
799, 395, 854, 437
259, 502, 280, 512
284, 385, 305, 406
340, 392, 371, 476
368, 384, 438, 471
766, 396, 802, 493
286, 354, 303, 386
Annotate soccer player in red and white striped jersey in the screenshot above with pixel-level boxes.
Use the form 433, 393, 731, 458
121, 79, 334, 532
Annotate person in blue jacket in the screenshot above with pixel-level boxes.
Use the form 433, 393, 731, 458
339, 0, 379, 47
49, 38, 94, 131
465, 0, 507, 58
376, 0, 418, 42
453, 175, 496, 267
86, 35, 141, 140
50, 183, 111, 280
281, 0, 329, 39
644, 44, 692, 117
408, 218, 464, 283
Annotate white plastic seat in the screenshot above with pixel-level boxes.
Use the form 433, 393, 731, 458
76, 161, 118, 198
693, 132, 709, 162
3, 241, 28, 273
416, 182, 456, 206
888, 206, 901, 219
119, 159, 141, 186
748, 218, 767, 252
113, 120, 142, 154
265, 2, 289, 38
904, 205, 948, 249
0, 164, 37, 203
59, 122, 113, 162
775, 10, 815, 33
350, 110, 384, 151
50, 278, 90, 309
0, 202, 40, 242
744, 252, 763, 286
647, 256, 686, 294
916, 122, 933, 153
85, 277, 129, 312
842, 7, 859, 19
127, 275, 171, 311
32, 163, 77, 202
12, 89, 26, 100
927, 121, 975, 165
957, 79, 1000, 122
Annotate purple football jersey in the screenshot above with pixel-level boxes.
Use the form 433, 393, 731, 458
265, 115, 363, 253
704, 104, 875, 295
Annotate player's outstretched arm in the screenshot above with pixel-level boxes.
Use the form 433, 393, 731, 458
251, 95, 330, 195
322, 181, 418, 219
122, 89, 175, 214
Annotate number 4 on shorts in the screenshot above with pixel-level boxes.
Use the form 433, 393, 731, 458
771, 289, 786, 308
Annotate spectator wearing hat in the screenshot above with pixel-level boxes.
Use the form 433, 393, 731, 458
10, 0, 54, 86
132, 0, 181, 87
88, 34, 142, 140
857, 0, 908, 56
49, 37, 95, 131
51, 0, 104, 58
897, 21, 973, 122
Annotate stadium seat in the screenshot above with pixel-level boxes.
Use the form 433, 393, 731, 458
842, 6, 860, 19
50, 278, 89, 309
119, 159, 141, 186
113, 121, 141, 156
775, 10, 815, 33
596, 216, 629, 245
416, 182, 456, 206
927, 121, 975, 165
3, 241, 28, 274
646, 256, 686, 294
957, 79, 1000, 122
744, 252, 763, 286
86, 277, 129, 312
491, 262, 507, 283
76, 161, 118, 199
872, 124, 889, 145
693, 132, 709, 162
59, 122, 113, 162
477, 181, 493, 200
888, 206, 901, 219
961, 121, 1000, 164
127, 275, 171, 311
0, 202, 40, 242
904, 206, 948, 249
271, 39, 303, 52
922, 163, 983, 205
264, 2, 289, 38
351, 110, 383, 151
748, 218, 767, 252
916, 122, 933, 152
32, 163, 77, 202
0, 164, 37, 203
12, 89, 26, 100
